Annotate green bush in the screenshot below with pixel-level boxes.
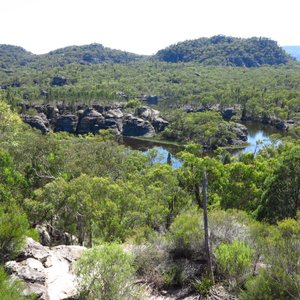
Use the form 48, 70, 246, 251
241, 218, 300, 300
75, 243, 142, 300
163, 265, 184, 287
134, 241, 168, 288
0, 204, 37, 263
0, 266, 32, 300
191, 277, 214, 296
125, 99, 140, 108
167, 207, 204, 258
215, 240, 254, 287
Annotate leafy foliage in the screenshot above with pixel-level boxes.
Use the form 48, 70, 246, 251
0, 204, 36, 262
241, 219, 300, 299
215, 240, 254, 287
0, 266, 32, 300
75, 243, 141, 300
156, 35, 293, 67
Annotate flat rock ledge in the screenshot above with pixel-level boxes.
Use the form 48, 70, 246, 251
5, 237, 86, 300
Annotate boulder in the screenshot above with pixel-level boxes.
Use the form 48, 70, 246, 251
55, 114, 78, 133
271, 118, 289, 130
46, 105, 59, 120
36, 224, 51, 246
107, 108, 124, 119
51, 76, 67, 87
22, 114, 49, 134
135, 106, 160, 121
152, 117, 169, 132
144, 95, 159, 105
5, 237, 86, 300
77, 108, 104, 134
228, 123, 248, 144
221, 107, 236, 120
123, 114, 156, 137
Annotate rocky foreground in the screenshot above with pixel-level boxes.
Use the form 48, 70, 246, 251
6, 238, 236, 300
5, 237, 85, 300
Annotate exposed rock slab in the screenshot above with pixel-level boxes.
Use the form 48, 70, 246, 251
5, 237, 86, 300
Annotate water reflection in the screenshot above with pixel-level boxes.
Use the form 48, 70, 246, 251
233, 122, 282, 155
146, 147, 182, 168
120, 122, 283, 167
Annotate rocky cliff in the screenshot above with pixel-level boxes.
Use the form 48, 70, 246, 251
20, 104, 168, 137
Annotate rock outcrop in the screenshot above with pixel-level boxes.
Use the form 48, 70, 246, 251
20, 104, 169, 138
5, 237, 86, 300
51, 76, 67, 87
123, 114, 156, 137
55, 114, 78, 133
22, 114, 49, 134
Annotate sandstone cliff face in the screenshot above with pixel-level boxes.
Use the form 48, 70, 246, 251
21, 105, 168, 138
5, 237, 86, 300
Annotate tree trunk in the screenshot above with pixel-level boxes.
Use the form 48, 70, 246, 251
77, 214, 85, 246
202, 170, 214, 283
194, 183, 202, 208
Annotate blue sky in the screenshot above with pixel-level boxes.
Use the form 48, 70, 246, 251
1, 0, 299, 54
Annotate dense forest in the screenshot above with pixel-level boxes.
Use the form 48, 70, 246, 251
156, 36, 294, 67
0, 36, 299, 299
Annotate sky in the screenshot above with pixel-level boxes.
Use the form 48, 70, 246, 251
1, 0, 299, 55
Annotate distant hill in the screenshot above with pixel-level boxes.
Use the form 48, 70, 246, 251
39, 44, 144, 67
0, 37, 295, 70
283, 46, 300, 61
0, 45, 36, 68
155, 35, 294, 67
0, 43, 144, 69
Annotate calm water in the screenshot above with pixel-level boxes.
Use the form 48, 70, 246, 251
121, 123, 283, 167
233, 122, 282, 155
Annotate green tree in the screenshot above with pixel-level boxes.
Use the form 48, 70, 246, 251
258, 145, 300, 223
0, 204, 36, 262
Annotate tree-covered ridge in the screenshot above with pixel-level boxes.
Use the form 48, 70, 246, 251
0, 45, 35, 69
156, 35, 294, 67
38, 43, 145, 67
0, 36, 295, 70
0, 43, 144, 70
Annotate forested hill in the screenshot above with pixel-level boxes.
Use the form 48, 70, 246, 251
155, 35, 293, 67
39, 44, 145, 66
0, 43, 144, 69
1, 36, 295, 70
0, 45, 36, 69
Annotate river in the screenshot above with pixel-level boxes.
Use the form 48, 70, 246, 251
121, 122, 283, 167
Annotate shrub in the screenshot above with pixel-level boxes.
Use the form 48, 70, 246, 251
241, 219, 300, 299
215, 240, 254, 287
163, 265, 184, 287
191, 277, 214, 296
167, 207, 204, 259
0, 266, 31, 300
134, 241, 168, 288
125, 100, 140, 108
75, 243, 142, 300
0, 204, 37, 263
209, 209, 252, 246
